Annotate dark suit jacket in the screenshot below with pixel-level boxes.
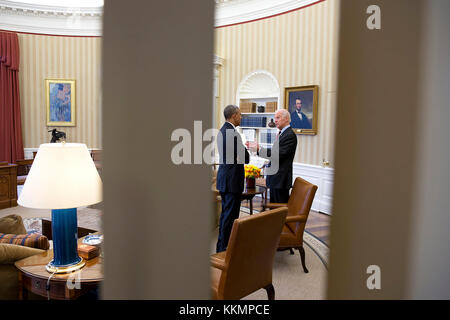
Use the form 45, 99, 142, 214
259, 127, 297, 189
216, 122, 250, 193
290, 110, 312, 129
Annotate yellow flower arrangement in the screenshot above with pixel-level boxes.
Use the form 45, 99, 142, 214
244, 164, 261, 179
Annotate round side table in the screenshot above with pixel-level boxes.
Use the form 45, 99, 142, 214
15, 246, 102, 300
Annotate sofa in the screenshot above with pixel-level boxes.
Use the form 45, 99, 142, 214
0, 214, 48, 300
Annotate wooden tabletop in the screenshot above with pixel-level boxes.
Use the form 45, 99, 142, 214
212, 185, 266, 216
242, 185, 266, 196
15, 239, 103, 283
211, 185, 266, 196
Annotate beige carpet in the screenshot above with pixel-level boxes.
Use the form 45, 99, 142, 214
0, 186, 92, 221
245, 245, 327, 300
0, 206, 101, 231
0, 206, 52, 220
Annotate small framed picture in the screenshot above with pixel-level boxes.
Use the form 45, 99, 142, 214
46, 79, 76, 127
284, 85, 318, 135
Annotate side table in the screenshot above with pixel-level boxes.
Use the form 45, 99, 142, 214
241, 186, 266, 215
14, 238, 103, 300
212, 185, 266, 215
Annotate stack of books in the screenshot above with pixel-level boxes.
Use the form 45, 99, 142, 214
265, 101, 277, 112
239, 102, 256, 113
241, 116, 267, 127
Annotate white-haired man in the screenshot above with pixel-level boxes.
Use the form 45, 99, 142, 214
248, 109, 297, 203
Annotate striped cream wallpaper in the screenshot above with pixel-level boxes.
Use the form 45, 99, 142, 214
214, 0, 339, 166
18, 33, 102, 149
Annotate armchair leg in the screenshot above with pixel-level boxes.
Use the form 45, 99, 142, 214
289, 248, 294, 255
298, 246, 309, 273
264, 284, 275, 300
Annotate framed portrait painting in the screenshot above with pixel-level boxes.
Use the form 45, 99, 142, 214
46, 79, 76, 126
284, 85, 318, 135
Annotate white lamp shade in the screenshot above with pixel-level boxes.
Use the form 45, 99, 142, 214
18, 143, 102, 209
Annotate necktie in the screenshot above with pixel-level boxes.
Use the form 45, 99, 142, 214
276, 131, 281, 139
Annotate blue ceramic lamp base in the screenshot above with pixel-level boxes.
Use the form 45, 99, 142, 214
46, 208, 85, 274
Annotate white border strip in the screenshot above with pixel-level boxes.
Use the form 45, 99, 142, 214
240, 155, 333, 215
215, 0, 322, 27
293, 162, 334, 215
24, 147, 101, 159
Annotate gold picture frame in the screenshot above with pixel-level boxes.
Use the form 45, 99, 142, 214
284, 85, 318, 135
46, 79, 76, 127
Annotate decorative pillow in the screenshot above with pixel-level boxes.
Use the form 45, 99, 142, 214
22, 218, 42, 234
0, 214, 27, 235
0, 232, 49, 250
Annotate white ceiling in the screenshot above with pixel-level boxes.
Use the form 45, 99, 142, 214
215, 0, 320, 27
0, 0, 321, 36
7, 0, 103, 7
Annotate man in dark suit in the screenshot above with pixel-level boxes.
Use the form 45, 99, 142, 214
216, 105, 250, 252
290, 98, 312, 129
250, 109, 297, 203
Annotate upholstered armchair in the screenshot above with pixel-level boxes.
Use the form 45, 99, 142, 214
265, 177, 318, 273
210, 207, 288, 300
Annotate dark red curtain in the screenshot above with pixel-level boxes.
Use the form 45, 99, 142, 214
0, 31, 24, 163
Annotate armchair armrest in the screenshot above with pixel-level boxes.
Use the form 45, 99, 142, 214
285, 215, 308, 223
210, 252, 228, 271
0, 243, 44, 264
265, 203, 288, 209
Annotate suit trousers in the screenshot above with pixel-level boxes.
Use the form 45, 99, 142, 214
216, 192, 242, 253
269, 188, 290, 204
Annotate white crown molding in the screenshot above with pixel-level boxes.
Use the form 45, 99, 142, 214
0, 0, 102, 36
0, 0, 102, 15
215, 0, 322, 27
0, 0, 322, 36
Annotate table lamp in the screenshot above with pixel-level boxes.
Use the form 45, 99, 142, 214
18, 143, 102, 274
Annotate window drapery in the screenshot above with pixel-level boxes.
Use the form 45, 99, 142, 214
0, 31, 24, 163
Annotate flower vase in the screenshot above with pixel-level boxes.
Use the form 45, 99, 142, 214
246, 178, 255, 188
